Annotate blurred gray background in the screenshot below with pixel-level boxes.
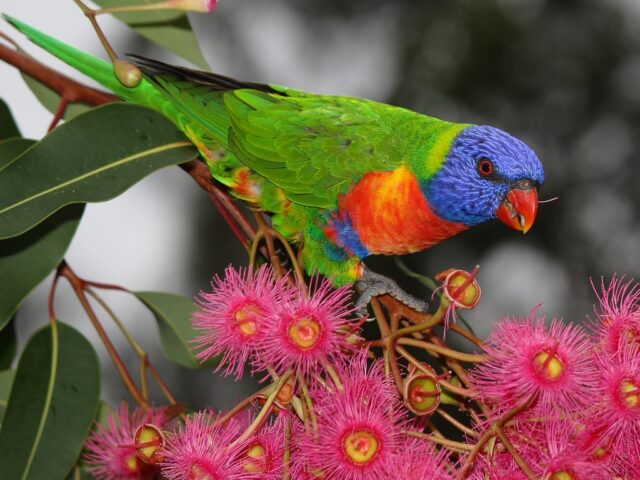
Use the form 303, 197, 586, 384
1, 0, 639, 409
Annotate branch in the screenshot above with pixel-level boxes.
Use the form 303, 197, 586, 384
0, 41, 117, 105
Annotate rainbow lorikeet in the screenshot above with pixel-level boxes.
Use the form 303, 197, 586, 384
7, 17, 544, 310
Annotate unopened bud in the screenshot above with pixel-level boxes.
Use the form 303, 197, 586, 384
403, 364, 441, 416
169, 0, 218, 13
133, 423, 165, 465
257, 380, 294, 412
435, 267, 481, 310
114, 58, 142, 88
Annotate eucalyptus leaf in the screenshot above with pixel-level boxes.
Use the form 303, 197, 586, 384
0, 138, 35, 170
63, 400, 113, 480
94, 0, 209, 69
0, 319, 16, 370
0, 103, 197, 239
0, 322, 100, 480
0, 137, 83, 331
135, 290, 204, 369
0, 99, 21, 140
0, 369, 15, 428
22, 74, 91, 123
0, 204, 84, 331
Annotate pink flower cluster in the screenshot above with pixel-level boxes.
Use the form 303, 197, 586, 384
469, 276, 640, 477
83, 269, 640, 479
192, 264, 360, 380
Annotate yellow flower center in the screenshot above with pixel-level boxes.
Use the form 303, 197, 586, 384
189, 462, 218, 480
621, 378, 640, 409
593, 445, 608, 460
549, 470, 575, 480
623, 326, 640, 342
532, 349, 565, 381
287, 316, 322, 350
234, 303, 262, 337
406, 376, 440, 414
124, 453, 139, 474
244, 442, 267, 473
343, 430, 380, 465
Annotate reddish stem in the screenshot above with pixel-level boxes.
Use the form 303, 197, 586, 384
207, 191, 250, 250
0, 42, 117, 105
59, 261, 148, 407
83, 279, 129, 292
47, 96, 69, 132
48, 266, 62, 320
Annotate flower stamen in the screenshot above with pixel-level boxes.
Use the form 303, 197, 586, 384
288, 316, 322, 350
532, 344, 565, 382
621, 378, 640, 408
342, 430, 380, 466
234, 303, 262, 337
548, 470, 576, 480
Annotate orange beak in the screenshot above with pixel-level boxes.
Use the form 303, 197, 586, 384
496, 186, 538, 233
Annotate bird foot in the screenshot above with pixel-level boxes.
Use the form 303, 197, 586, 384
355, 265, 428, 315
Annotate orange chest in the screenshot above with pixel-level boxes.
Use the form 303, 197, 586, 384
337, 167, 468, 255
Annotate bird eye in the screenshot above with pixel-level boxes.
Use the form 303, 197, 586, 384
478, 158, 494, 177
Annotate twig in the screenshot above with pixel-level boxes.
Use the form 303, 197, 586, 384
449, 323, 486, 348
0, 42, 117, 105
233, 370, 294, 445
252, 211, 286, 280
437, 408, 478, 438
405, 430, 475, 452
457, 396, 536, 479
178, 160, 257, 239
371, 298, 404, 393
398, 337, 490, 363
59, 261, 148, 407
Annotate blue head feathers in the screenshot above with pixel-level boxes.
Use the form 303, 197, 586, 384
424, 125, 545, 226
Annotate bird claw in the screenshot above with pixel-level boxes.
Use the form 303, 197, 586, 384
355, 265, 428, 318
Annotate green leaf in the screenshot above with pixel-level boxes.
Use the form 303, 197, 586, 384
0, 369, 15, 428
0, 204, 84, 331
0, 103, 197, 239
0, 99, 21, 140
0, 138, 36, 170
63, 400, 113, 480
0, 322, 100, 480
0, 136, 83, 331
94, 0, 209, 69
21, 75, 91, 123
0, 319, 16, 369
134, 290, 203, 369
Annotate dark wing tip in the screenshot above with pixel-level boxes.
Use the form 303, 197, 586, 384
126, 53, 277, 93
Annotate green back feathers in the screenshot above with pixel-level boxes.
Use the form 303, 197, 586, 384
225, 90, 425, 208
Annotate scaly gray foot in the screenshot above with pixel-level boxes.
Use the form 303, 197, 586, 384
355, 265, 428, 314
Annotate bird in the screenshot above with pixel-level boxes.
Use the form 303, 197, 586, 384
6, 16, 544, 311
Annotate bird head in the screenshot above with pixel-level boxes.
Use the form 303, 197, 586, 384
424, 125, 544, 232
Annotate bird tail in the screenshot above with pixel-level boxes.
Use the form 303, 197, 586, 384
3, 15, 163, 107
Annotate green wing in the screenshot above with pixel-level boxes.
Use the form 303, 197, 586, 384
224, 88, 422, 208
126, 56, 456, 209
